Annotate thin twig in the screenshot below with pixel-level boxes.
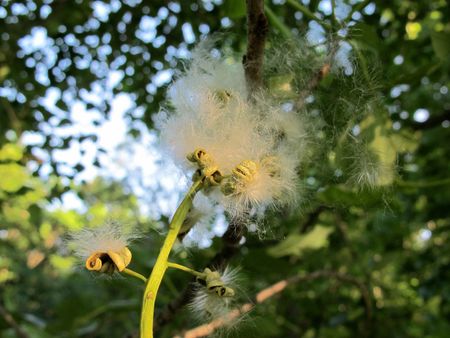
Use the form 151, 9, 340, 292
296, 62, 331, 108
296, 38, 339, 109
243, 0, 268, 93
1, 97, 22, 134
299, 205, 330, 233
285, 0, 331, 30
264, 6, 291, 38
208, 217, 247, 269
175, 270, 372, 338
395, 177, 450, 189
0, 303, 29, 338
345, 0, 371, 22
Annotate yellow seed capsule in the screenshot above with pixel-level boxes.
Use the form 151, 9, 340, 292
215, 286, 235, 297
232, 160, 258, 182
86, 254, 103, 271
107, 247, 132, 272
207, 283, 235, 297
214, 90, 232, 105
187, 148, 216, 170
220, 180, 236, 195
187, 148, 225, 187
198, 268, 235, 298
202, 165, 220, 178
99, 261, 115, 275
187, 148, 207, 163
205, 170, 223, 186
84, 247, 132, 273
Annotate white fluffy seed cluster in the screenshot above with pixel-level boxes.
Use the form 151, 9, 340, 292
157, 43, 310, 219
189, 266, 241, 322
69, 222, 136, 262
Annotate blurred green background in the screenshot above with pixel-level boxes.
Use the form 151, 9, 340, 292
0, 0, 449, 337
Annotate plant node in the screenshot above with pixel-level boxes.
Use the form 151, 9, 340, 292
196, 268, 235, 297
221, 159, 258, 195
213, 89, 233, 106
187, 148, 224, 186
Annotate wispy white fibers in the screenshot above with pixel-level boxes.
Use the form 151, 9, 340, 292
189, 266, 241, 322
179, 194, 216, 246
157, 42, 310, 220
68, 222, 139, 273
347, 142, 394, 189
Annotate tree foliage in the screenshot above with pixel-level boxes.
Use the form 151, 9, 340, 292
1, 1, 449, 337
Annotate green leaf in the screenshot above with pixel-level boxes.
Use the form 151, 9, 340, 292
0, 143, 23, 161
49, 255, 76, 272
431, 31, 450, 61
349, 23, 382, 51
358, 115, 418, 186
389, 130, 419, 153
317, 185, 384, 207
88, 202, 108, 226
52, 210, 84, 230
3, 204, 30, 223
369, 125, 396, 186
223, 0, 246, 19
0, 65, 10, 81
267, 225, 334, 258
0, 163, 28, 192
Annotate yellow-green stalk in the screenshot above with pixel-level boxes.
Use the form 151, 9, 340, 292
140, 179, 203, 338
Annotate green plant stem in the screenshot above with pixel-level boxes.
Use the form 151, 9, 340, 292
285, 0, 331, 30
330, 0, 339, 28
348, 39, 371, 83
396, 178, 450, 189
345, 0, 371, 22
265, 6, 292, 38
140, 180, 203, 338
75, 300, 139, 327
123, 268, 147, 283
167, 262, 205, 279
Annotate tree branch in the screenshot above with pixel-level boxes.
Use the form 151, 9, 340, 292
175, 270, 372, 338
243, 0, 269, 92
299, 205, 330, 233
295, 35, 341, 109
208, 218, 247, 269
1, 97, 22, 135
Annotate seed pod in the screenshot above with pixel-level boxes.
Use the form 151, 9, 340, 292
187, 148, 207, 163
232, 160, 258, 182
197, 268, 236, 298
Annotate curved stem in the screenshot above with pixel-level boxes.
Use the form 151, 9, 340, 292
345, 0, 370, 22
395, 177, 450, 188
167, 262, 205, 279
285, 0, 331, 30
265, 6, 292, 38
140, 180, 203, 338
122, 268, 147, 283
